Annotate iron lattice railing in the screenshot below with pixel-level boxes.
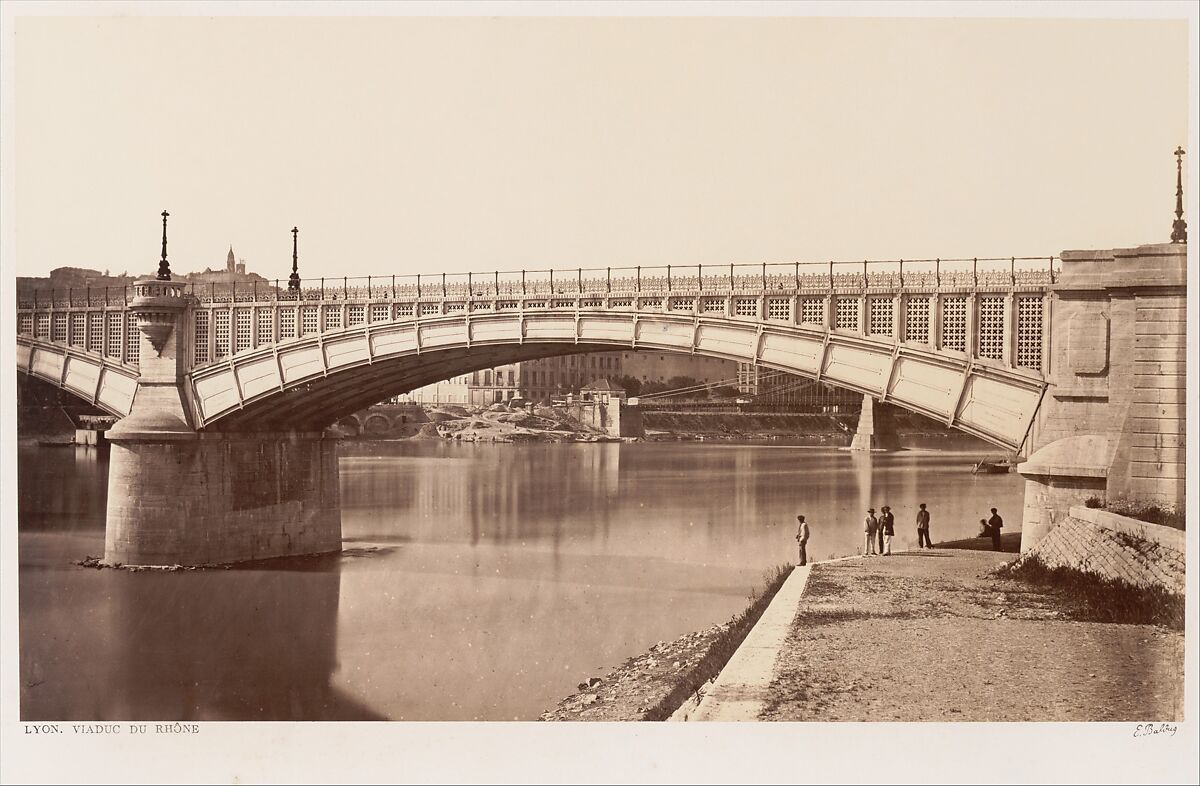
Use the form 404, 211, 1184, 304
16, 256, 1060, 309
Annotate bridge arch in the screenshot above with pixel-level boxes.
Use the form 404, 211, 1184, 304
186, 310, 1046, 450
16, 337, 139, 418
360, 412, 393, 435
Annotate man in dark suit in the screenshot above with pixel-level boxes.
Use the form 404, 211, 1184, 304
988, 508, 1004, 551
881, 506, 895, 555
916, 503, 932, 548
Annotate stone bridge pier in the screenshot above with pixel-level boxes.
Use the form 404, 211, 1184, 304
103, 280, 341, 566
849, 394, 900, 451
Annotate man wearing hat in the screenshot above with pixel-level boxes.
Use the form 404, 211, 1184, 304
795, 515, 810, 567
864, 508, 879, 556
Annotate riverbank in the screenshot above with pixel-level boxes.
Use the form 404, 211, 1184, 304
641, 411, 851, 441
757, 550, 1183, 721
640, 408, 990, 443
541, 546, 1184, 722
339, 403, 624, 443
335, 403, 996, 445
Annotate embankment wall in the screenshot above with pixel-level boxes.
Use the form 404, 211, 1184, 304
1015, 506, 1184, 594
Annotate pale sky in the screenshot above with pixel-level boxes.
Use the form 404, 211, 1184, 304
10, 13, 1191, 280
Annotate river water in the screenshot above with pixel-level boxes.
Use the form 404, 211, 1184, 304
18, 439, 1023, 721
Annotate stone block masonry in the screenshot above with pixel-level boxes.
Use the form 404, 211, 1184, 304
104, 432, 341, 566
1018, 242, 1186, 552
1015, 506, 1183, 595
1122, 292, 1186, 503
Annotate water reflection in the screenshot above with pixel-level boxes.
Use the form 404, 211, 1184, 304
18, 445, 107, 532
20, 552, 381, 721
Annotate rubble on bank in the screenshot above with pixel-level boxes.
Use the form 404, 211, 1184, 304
540, 624, 731, 721
371, 403, 627, 443
542, 564, 793, 721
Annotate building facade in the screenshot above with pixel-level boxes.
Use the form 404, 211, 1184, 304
519, 352, 624, 403
619, 352, 738, 388
402, 349, 738, 406
400, 379, 471, 405
402, 366, 520, 406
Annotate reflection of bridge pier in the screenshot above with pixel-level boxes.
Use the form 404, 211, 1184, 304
850, 449, 873, 544
22, 558, 382, 721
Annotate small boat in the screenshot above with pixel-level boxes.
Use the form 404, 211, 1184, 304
35, 437, 77, 447
972, 457, 1015, 474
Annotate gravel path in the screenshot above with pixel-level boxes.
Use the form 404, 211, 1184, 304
760, 550, 1184, 721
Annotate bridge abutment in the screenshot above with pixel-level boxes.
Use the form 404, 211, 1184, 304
1017, 243, 1186, 552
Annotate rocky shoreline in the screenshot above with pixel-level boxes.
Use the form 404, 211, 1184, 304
542, 564, 792, 721
540, 624, 730, 721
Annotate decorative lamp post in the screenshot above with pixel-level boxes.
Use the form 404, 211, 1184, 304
288, 226, 301, 290
1170, 146, 1187, 244
126, 210, 186, 359
156, 210, 171, 280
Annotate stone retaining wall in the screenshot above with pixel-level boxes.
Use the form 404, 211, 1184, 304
1017, 506, 1184, 594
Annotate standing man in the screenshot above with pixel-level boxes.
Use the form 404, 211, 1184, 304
795, 515, 810, 567
881, 506, 895, 555
988, 507, 1004, 551
916, 503, 933, 549
864, 508, 878, 556
878, 506, 892, 555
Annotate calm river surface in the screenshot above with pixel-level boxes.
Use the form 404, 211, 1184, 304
19, 439, 1023, 721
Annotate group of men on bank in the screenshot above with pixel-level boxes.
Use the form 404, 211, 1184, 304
862, 505, 917, 556
793, 505, 1005, 566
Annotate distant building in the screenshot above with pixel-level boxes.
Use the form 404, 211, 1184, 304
403, 350, 739, 406
404, 354, 622, 406
17, 246, 270, 300
396, 381, 470, 405
619, 352, 737, 387
16, 267, 136, 300
403, 364, 523, 406
519, 352, 624, 403
579, 378, 626, 404
182, 247, 268, 289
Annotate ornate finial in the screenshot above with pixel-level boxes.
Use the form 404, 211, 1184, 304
1171, 146, 1187, 244
288, 226, 301, 290
156, 210, 171, 280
